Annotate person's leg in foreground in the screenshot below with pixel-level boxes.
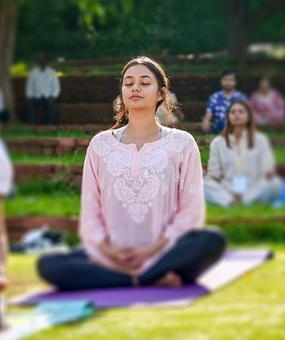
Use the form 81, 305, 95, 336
37, 228, 225, 290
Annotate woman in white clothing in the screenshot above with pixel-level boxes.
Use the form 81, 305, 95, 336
0, 139, 13, 290
204, 101, 281, 207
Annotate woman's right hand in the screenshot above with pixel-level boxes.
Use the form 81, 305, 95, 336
98, 239, 137, 270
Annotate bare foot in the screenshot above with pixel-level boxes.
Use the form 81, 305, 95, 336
0, 322, 9, 332
154, 271, 183, 288
0, 277, 8, 292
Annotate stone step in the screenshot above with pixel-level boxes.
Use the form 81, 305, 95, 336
14, 164, 83, 188
6, 216, 78, 241
53, 56, 285, 68
15, 102, 205, 123
13, 75, 285, 104
12, 75, 285, 123
4, 122, 285, 135
5, 134, 285, 156
13, 163, 285, 187
6, 215, 285, 241
6, 137, 89, 155
56, 102, 205, 123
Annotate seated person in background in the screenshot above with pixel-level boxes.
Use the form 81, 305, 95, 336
26, 53, 61, 124
250, 77, 285, 126
202, 70, 247, 134
0, 139, 13, 291
0, 89, 9, 123
156, 92, 185, 126
204, 101, 281, 207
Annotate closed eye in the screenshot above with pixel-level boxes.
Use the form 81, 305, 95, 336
124, 82, 150, 87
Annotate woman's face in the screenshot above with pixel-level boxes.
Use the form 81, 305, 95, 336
228, 103, 249, 127
259, 78, 271, 93
121, 64, 163, 113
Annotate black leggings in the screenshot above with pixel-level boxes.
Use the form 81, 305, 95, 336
37, 229, 226, 291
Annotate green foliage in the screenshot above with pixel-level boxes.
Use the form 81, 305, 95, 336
13, 0, 285, 61
14, 0, 227, 60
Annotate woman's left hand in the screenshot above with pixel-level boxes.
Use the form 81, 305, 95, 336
126, 236, 169, 274
123, 247, 151, 273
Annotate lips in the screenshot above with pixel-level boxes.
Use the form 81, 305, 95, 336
130, 95, 142, 100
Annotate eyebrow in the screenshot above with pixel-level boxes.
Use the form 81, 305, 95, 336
123, 75, 152, 80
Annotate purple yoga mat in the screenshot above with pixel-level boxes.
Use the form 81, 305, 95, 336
17, 284, 210, 308
13, 249, 272, 308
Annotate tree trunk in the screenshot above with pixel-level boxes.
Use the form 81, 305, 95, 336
228, 0, 285, 64
0, 2, 19, 123
228, 0, 248, 64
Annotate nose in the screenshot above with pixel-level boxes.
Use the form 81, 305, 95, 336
132, 82, 141, 92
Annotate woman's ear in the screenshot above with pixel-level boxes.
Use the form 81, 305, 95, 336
157, 87, 166, 102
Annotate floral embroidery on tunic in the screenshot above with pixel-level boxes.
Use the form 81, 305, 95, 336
91, 130, 192, 224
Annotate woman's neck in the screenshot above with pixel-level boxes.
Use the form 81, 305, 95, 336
260, 88, 271, 96
232, 126, 245, 141
126, 110, 160, 139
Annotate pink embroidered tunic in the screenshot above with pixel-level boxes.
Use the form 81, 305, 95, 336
79, 126, 205, 274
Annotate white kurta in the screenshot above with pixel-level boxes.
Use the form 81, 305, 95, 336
204, 131, 281, 206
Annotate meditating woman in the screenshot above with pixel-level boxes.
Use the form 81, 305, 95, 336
38, 56, 226, 290
204, 101, 282, 207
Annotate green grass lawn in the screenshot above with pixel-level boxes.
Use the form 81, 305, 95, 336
275, 147, 285, 163
6, 192, 80, 217
6, 191, 285, 244
7, 147, 285, 165
2, 127, 94, 138
6, 190, 284, 219
3, 126, 285, 139
10, 151, 86, 165
5, 246, 285, 340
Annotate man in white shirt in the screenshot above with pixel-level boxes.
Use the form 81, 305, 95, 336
26, 53, 60, 124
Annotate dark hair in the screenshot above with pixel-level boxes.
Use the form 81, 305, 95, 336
259, 76, 271, 85
112, 56, 174, 129
221, 100, 255, 148
221, 69, 236, 78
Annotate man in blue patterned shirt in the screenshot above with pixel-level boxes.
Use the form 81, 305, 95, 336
202, 70, 247, 133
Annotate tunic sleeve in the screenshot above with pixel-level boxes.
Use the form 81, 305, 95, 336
0, 140, 13, 196
162, 138, 205, 243
207, 138, 223, 180
79, 142, 107, 252
259, 134, 276, 176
